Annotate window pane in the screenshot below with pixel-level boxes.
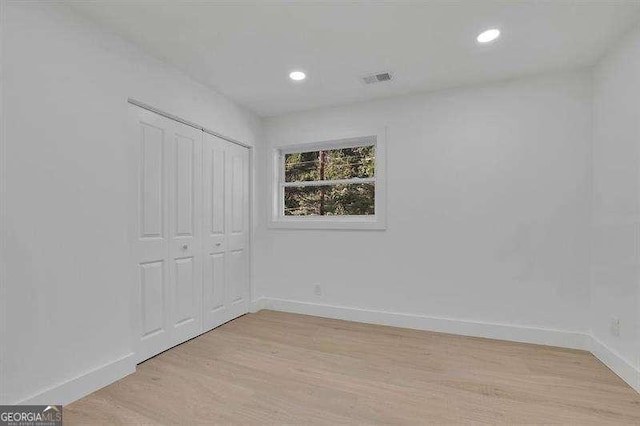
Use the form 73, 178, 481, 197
284, 151, 320, 182
284, 183, 375, 216
285, 145, 375, 182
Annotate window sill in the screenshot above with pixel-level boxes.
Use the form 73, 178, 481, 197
268, 217, 386, 230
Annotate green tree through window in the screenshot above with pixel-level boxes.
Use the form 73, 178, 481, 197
284, 145, 375, 216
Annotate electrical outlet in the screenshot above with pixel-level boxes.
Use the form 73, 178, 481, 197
610, 317, 621, 337
314, 284, 322, 297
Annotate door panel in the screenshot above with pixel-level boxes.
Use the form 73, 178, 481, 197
225, 143, 250, 318
204, 252, 225, 314
228, 249, 245, 303
174, 256, 196, 325
168, 124, 202, 345
133, 107, 204, 362
203, 133, 249, 329
132, 109, 171, 362
175, 135, 195, 237
140, 260, 165, 338
231, 155, 244, 234
203, 134, 229, 329
140, 124, 164, 238
208, 148, 225, 237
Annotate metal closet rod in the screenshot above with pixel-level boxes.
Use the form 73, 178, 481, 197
127, 97, 252, 149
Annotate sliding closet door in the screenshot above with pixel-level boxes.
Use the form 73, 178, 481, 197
132, 107, 203, 362
167, 121, 203, 346
203, 133, 250, 330
131, 108, 172, 362
202, 134, 227, 329
132, 105, 249, 362
225, 141, 250, 318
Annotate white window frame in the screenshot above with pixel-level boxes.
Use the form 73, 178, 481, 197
269, 128, 386, 230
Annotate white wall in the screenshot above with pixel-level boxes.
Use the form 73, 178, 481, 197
591, 22, 640, 384
257, 71, 593, 338
2, 1, 261, 404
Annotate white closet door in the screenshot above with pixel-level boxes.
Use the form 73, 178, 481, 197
167, 121, 203, 345
202, 134, 228, 329
131, 105, 248, 362
203, 133, 250, 330
131, 108, 171, 362
131, 107, 203, 362
225, 141, 250, 318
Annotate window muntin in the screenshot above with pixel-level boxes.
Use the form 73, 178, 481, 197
280, 144, 376, 217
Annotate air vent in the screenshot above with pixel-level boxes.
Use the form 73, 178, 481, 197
360, 72, 393, 85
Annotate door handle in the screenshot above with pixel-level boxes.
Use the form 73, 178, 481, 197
182, 244, 189, 250
215, 242, 222, 247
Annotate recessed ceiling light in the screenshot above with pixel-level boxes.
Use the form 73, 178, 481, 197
477, 28, 500, 43
289, 71, 306, 81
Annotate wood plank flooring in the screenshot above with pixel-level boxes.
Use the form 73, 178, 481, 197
65, 310, 640, 424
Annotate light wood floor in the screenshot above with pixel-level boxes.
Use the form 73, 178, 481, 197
66, 310, 640, 424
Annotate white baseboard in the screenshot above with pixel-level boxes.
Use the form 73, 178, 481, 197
17, 353, 136, 406
590, 336, 640, 393
256, 297, 591, 351
250, 297, 269, 313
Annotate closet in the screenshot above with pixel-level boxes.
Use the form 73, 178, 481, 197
130, 105, 250, 362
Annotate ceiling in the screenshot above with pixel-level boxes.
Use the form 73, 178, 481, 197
66, 1, 640, 117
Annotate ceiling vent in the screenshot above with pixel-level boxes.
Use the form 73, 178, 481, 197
360, 72, 393, 85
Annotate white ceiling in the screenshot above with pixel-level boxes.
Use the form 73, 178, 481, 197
66, 1, 640, 117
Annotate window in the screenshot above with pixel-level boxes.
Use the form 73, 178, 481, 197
284, 145, 375, 216
270, 131, 386, 230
